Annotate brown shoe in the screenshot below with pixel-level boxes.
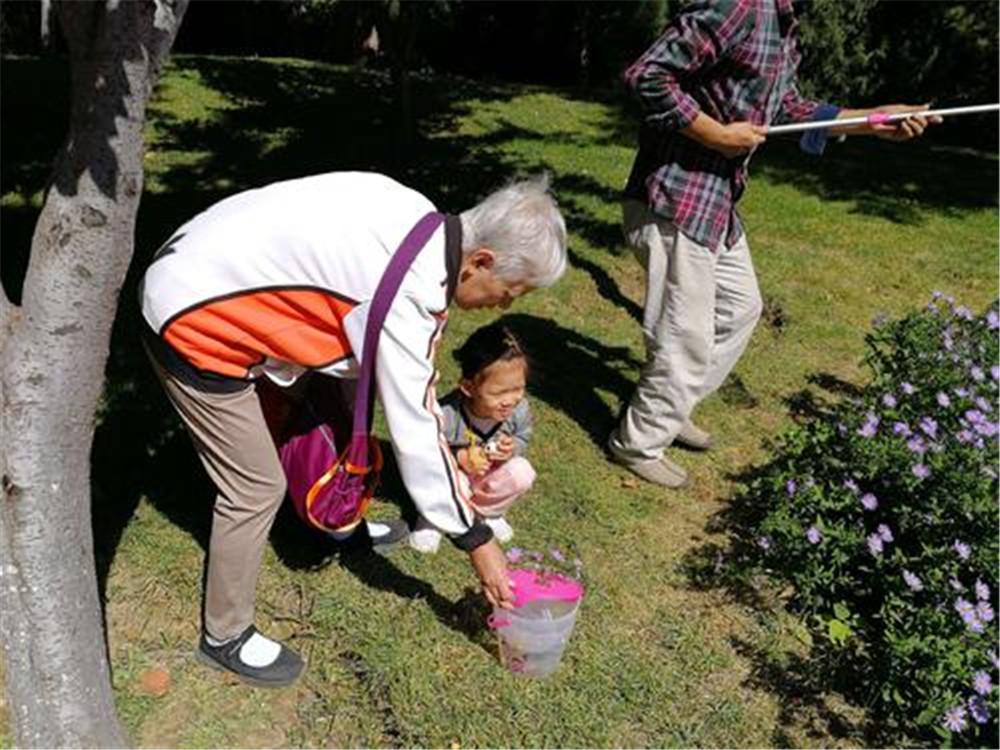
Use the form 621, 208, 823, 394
608, 445, 689, 489
674, 420, 714, 451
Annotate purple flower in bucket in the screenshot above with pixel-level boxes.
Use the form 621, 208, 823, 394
892, 422, 911, 437
786, 479, 797, 496
806, 526, 823, 545
953, 540, 971, 560
882, 393, 897, 408
901, 382, 916, 395
977, 601, 994, 623
902, 570, 923, 591
861, 493, 878, 511
987, 310, 1000, 330
907, 437, 927, 455
912, 463, 931, 479
858, 413, 879, 438
919, 417, 938, 439
876, 524, 894, 543
936, 392, 951, 408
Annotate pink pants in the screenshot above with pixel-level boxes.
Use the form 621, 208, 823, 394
468, 456, 536, 518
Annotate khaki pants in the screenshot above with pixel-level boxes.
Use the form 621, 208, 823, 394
610, 200, 763, 461
146, 351, 287, 641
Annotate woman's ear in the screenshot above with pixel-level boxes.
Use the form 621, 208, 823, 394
469, 247, 496, 270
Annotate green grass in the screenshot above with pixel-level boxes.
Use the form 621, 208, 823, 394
1, 54, 996, 748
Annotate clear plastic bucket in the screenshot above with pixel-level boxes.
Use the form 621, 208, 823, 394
488, 569, 583, 678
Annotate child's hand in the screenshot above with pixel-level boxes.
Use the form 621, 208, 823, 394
486, 434, 515, 462
459, 445, 491, 476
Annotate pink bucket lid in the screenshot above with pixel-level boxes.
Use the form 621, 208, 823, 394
508, 568, 584, 608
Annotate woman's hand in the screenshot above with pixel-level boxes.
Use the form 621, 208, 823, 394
469, 540, 515, 608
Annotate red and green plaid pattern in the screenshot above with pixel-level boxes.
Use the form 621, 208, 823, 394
623, 0, 824, 250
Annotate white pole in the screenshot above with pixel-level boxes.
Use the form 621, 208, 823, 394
767, 103, 1000, 135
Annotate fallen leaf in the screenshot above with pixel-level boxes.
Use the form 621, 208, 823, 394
621, 478, 640, 489
137, 668, 170, 698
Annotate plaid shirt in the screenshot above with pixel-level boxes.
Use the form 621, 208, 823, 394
624, 0, 828, 250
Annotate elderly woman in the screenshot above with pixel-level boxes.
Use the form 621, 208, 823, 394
139, 172, 567, 687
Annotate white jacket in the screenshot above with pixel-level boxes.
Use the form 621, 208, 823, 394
140, 172, 478, 538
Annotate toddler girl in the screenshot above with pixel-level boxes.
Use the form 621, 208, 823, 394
409, 322, 536, 553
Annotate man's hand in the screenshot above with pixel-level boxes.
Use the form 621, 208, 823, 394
682, 113, 767, 159
469, 540, 515, 609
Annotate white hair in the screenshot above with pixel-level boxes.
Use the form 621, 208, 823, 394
459, 174, 567, 288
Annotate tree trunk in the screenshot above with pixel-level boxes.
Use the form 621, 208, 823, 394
0, 1, 188, 746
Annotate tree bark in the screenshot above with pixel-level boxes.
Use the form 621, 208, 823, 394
0, 1, 188, 746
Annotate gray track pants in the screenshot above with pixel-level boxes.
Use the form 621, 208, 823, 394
610, 200, 763, 462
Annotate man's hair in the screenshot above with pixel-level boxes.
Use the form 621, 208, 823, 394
459, 173, 567, 289
454, 321, 528, 381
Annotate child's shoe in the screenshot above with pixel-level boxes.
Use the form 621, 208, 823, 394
409, 519, 443, 554
484, 516, 514, 544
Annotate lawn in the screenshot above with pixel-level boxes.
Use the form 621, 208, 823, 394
1, 55, 996, 748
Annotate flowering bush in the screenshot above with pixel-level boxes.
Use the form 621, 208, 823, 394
726, 295, 998, 746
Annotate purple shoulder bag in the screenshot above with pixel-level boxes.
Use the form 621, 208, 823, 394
281, 212, 445, 534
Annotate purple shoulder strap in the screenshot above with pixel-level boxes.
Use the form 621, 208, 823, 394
349, 212, 446, 460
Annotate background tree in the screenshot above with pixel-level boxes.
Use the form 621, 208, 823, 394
0, 1, 188, 746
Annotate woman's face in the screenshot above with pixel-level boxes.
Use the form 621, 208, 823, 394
460, 357, 527, 421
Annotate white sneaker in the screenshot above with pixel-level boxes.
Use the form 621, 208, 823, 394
408, 525, 442, 554
484, 517, 514, 544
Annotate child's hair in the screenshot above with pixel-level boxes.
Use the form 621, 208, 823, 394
453, 322, 527, 381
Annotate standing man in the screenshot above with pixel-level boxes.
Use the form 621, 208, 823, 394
140, 172, 567, 686
608, 0, 939, 488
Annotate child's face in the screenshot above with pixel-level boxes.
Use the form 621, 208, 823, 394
460, 357, 527, 422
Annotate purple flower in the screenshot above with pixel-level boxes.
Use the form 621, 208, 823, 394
953, 541, 971, 560
882, 393, 897, 408
977, 601, 994, 623
955, 305, 974, 320
965, 409, 985, 425
991, 365, 999, 382
968, 696, 989, 725
549, 548, 565, 562
971, 366, 985, 382
975, 579, 990, 601
987, 310, 1000, 330
786, 479, 797, 496
858, 414, 879, 438
955, 386, 970, 397
861, 493, 878, 511
972, 670, 993, 696
907, 437, 927, 454
901, 382, 916, 395
843, 479, 859, 493
806, 526, 823, 545
990, 650, 1000, 670
949, 577, 965, 591
757, 536, 772, 550
956, 598, 976, 616
957, 429, 976, 444
974, 396, 991, 412
506, 547, 524, 563
867, 534, 884, 556
912, 463, 931, 479
943, 705, 968, 733
919, 417, 938, 438
892, 422, 911, 437
902, 570, 923, 591
877, 524, 894, 542
936, 392, 951, 408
